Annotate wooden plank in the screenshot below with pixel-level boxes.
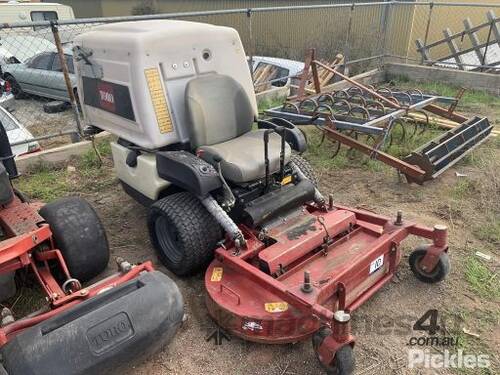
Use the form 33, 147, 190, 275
296, 49, 314, 99
409, 112, 500, 136
443, 28, 465, 70
306, 54, 345, 90
486, 10, 500, 50
463, 18, 485, 64
321, 55, 344, 86
424, 15, 500, 50
310, 58, 322, 94
416, 39, 431, 62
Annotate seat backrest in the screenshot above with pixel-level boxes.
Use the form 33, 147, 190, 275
185, 74, 255, 148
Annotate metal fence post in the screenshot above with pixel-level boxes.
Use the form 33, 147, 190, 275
50, 22, 82, 143
380, 0, 393, 64
481, 20, 495, 71
343, 3, 355, 67
421, 2, 435, 64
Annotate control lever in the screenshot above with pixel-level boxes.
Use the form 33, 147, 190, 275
213, 156, 236, 211
263, 126, 286, 191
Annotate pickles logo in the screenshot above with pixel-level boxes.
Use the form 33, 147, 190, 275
97, 82, 116, 112
407, 310, 490, 370
87, 312, 134, 354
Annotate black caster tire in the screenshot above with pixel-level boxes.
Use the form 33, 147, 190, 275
291, 154, 319, 187
409, 246, 450, 284
313, 327, 355, 375
39, 197, 110, 282
148, 192, 223, 276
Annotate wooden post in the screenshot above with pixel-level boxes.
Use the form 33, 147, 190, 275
420, 2, 434, 64
443, 28, 465, 70
310, 52, 322, 94
463, 18, 485, 63
416, 39, 431, 64
486, 10, 500, 49
296, 49, 314, 99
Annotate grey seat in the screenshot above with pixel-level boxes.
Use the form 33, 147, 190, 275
185, 74, 291, 183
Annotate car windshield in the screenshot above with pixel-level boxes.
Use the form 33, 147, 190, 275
0, 108, 19, 132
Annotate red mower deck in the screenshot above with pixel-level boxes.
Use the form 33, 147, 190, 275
206, 203, 448, 368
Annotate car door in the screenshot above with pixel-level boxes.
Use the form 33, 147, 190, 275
15, 52, 56, 98
50, 53, 73, 101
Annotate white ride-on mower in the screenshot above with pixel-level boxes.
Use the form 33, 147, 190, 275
74, 21, 450, 374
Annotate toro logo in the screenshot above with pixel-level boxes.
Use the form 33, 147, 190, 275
87, 312, 135, 354
97, 82, 116, 112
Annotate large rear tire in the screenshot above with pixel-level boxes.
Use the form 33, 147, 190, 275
291, 154, 319, 187
39, 197, 109, 282
148, 192, 223, 276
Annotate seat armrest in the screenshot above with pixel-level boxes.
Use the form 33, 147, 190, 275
257, 118, 307, 153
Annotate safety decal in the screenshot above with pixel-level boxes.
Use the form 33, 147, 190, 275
211, 267, 223, 282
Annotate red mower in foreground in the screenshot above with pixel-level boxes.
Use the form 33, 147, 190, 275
74, 20, 450, 374
205, 203, 449, 373
0, 123, 184, 374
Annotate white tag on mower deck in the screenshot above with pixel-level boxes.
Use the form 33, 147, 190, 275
369, 254, 384, 274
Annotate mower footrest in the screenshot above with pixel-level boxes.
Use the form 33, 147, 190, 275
1, 271, 184, 375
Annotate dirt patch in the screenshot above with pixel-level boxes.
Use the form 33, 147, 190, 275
12, 138, 497, 375
10, 96, 76, 149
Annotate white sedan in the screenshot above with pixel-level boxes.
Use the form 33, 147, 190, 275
250, 56, 305, 87
0, 106, 40, 156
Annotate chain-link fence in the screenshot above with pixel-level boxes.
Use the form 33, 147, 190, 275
0, 1, 498, 153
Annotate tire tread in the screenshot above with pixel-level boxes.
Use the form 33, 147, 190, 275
148, 192, 222, 275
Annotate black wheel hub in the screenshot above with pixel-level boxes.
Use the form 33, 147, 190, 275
154, 216, 183, 264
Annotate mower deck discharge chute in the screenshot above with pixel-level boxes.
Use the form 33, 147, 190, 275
74, 20, 450, 374
0, 122, 183, 374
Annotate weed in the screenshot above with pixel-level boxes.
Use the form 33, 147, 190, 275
390, 80, 500, 109
79, 140, 112, 169
493, 136, 500, 150
451, 179, 478, 200
442, 308, 498, 375
14, 141, 116, 201
257, 97, 286, 113
15, 166, 69, 202
464, 256, 500, 300
473, 220, 500, 246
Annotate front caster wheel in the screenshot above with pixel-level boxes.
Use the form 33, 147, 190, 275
409, 246, 450, 283
313, 327, 355, 375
